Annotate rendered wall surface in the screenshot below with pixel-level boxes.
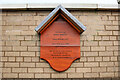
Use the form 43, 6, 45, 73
1, 10, 120, 79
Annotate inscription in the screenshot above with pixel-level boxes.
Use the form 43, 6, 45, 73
53, 31, 67, 36
52, 31, 69, 45
50, 49, 72, 58
52, 43, 69, 45
53, 38, 68, 40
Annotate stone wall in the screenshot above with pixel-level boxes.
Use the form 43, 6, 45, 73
1, 10, 120, 79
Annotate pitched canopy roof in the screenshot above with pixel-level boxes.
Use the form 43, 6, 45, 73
35, 5, 86, 34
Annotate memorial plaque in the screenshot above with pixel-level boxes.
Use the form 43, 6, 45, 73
35, 5, 86, 72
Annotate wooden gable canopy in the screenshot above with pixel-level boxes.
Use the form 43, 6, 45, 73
35, 5, 86, 34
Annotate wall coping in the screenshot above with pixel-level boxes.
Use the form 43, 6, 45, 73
0, 0, 119, 10
0, 3, 120, 10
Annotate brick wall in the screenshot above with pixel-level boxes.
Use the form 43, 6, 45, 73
1, 10, 120, 78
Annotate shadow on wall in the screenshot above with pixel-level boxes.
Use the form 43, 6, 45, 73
37, 33, 40, 58
118, 0, 120, 4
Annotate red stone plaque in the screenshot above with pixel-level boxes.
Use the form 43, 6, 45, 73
40, 18, 80, 71
35, 5, 86, 72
